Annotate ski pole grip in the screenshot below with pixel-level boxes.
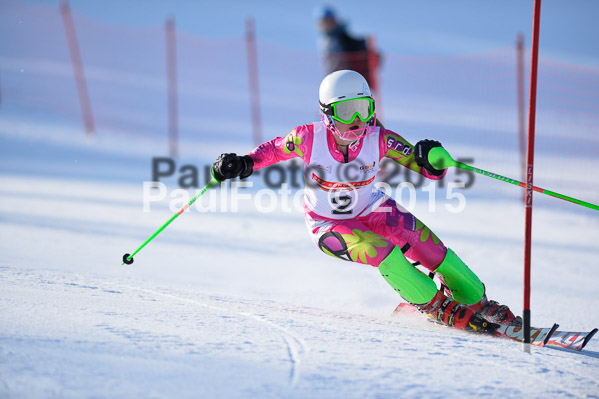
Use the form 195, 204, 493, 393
428, 146, 457, 170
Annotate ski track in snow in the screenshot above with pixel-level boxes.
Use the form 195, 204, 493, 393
118, 284, 309, 387
0, 266, 309, 397
1, 265, 599, 398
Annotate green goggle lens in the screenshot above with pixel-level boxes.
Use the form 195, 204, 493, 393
331, 98, 375, 124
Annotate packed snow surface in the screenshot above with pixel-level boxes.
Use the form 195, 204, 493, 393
1, 120, 598, 397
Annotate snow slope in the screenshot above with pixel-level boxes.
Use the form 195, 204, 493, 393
1, 119, 598, 397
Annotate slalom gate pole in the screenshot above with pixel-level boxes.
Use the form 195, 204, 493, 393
523, 0, 542, 354
122, 170, 222, 265
428, 147, 599, 212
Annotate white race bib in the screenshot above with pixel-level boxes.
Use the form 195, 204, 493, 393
304, 122, 380, 219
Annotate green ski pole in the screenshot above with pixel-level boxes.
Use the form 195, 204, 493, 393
122, 168, 222, 265
429, 147, 599, 212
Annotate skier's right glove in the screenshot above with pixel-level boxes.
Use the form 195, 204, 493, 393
212, 153, 254, 181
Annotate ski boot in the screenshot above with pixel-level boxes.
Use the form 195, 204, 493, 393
468, 292, 522, 327
415, 290, 499, 334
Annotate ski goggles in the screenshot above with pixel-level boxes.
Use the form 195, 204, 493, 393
323, 97, 375, 124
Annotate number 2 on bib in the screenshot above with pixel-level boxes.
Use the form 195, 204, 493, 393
331, 195, 353, 215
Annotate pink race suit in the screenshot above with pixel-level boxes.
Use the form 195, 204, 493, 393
248, 122, 448, 272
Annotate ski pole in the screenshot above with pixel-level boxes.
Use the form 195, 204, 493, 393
122, 169, 222, 265
428, 147, 599, 211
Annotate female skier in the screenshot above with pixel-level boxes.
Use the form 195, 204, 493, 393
212, 70, 520, 333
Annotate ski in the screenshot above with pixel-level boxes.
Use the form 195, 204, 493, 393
393, 303, 597, 351
495, 323, 559, 347
545, 328, 598, 352
393, 303, 556, 347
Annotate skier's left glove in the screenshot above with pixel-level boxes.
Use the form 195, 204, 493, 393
415, 139, 445, 176
212, 153, 254, 181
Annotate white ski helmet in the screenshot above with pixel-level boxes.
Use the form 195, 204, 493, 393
319, 70, 373, 110
318, 70, 376, 140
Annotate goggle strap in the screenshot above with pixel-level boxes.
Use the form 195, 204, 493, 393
319, 101, 334, 116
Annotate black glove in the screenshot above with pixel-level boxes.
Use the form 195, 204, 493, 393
414, 140, 445, 176
212, 153, 254, 181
